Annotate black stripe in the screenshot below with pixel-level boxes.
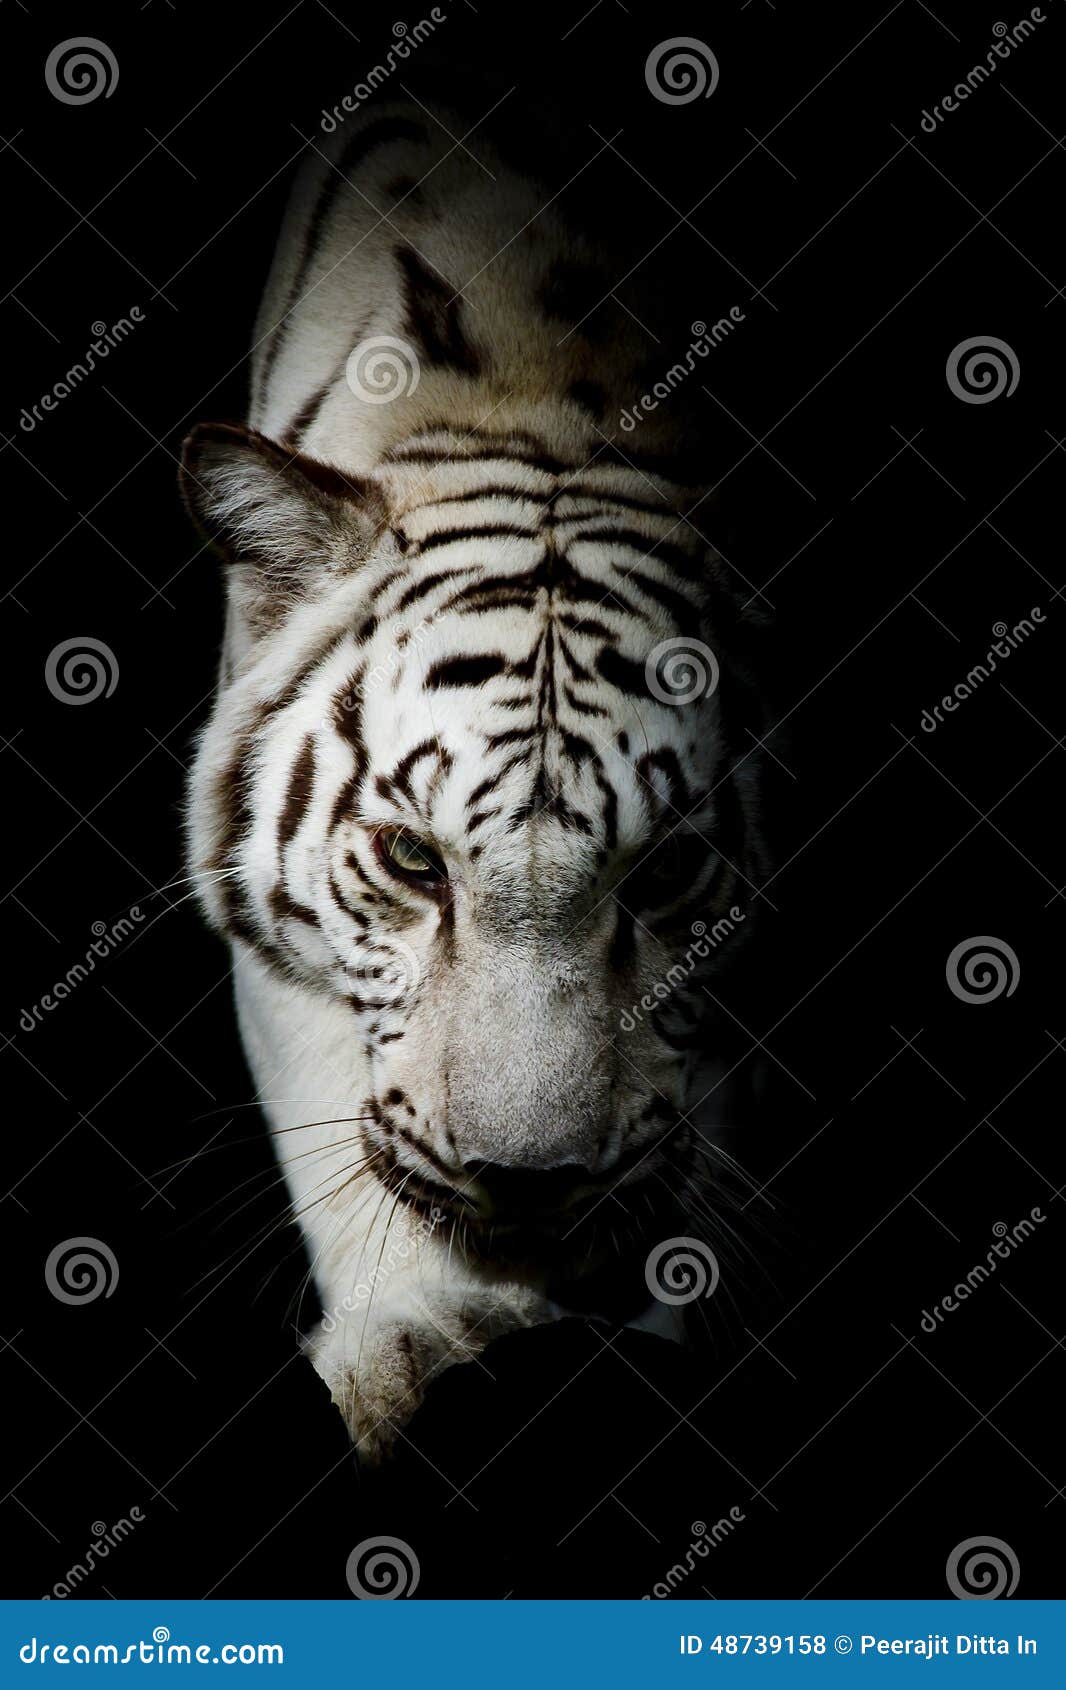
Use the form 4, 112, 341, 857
278, 735, 316, 848
395, 568, 476, 612
261, 631, 343, 717
616, 567, 701, 627
268, 884, 318, 927
384, 445, 565, 475
398, 483, 552, 513
466, 807, 500, 833
597, 645, 648, 698
329, 770, 362, 833
390, 738, 438, 797
329, 870, 368, 924
556, 485, 677, 520
563, 683, 609, 717
594, 764, 619, 853
397, 247, 480, 376
569, 526, 702, 578
259, 118, 427, 396
284, 364, 341, 445
415, 523, 538, 555
425, 654, 507, 690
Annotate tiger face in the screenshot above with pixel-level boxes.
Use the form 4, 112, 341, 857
183, 420, 760, 1268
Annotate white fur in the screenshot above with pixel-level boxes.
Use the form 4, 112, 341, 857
186, 100, 761, 1460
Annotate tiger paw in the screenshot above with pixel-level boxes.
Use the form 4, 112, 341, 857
306, 1309, 489, 1465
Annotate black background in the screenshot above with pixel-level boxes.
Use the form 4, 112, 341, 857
2, 0, 1062, 1600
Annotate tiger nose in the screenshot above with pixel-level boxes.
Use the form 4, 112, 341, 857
460, 1160, 589, 1220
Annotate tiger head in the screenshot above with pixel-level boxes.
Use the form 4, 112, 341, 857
182, 419, 765, 1266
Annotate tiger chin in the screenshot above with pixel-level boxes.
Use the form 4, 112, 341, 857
180, 93, 769, 1465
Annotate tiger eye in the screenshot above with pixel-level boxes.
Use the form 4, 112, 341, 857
381, 828, 446, 880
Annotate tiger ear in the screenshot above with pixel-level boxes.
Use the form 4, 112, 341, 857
179, 422, 388, 635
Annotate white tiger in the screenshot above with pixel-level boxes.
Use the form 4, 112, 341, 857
181, 96, 767, 1460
